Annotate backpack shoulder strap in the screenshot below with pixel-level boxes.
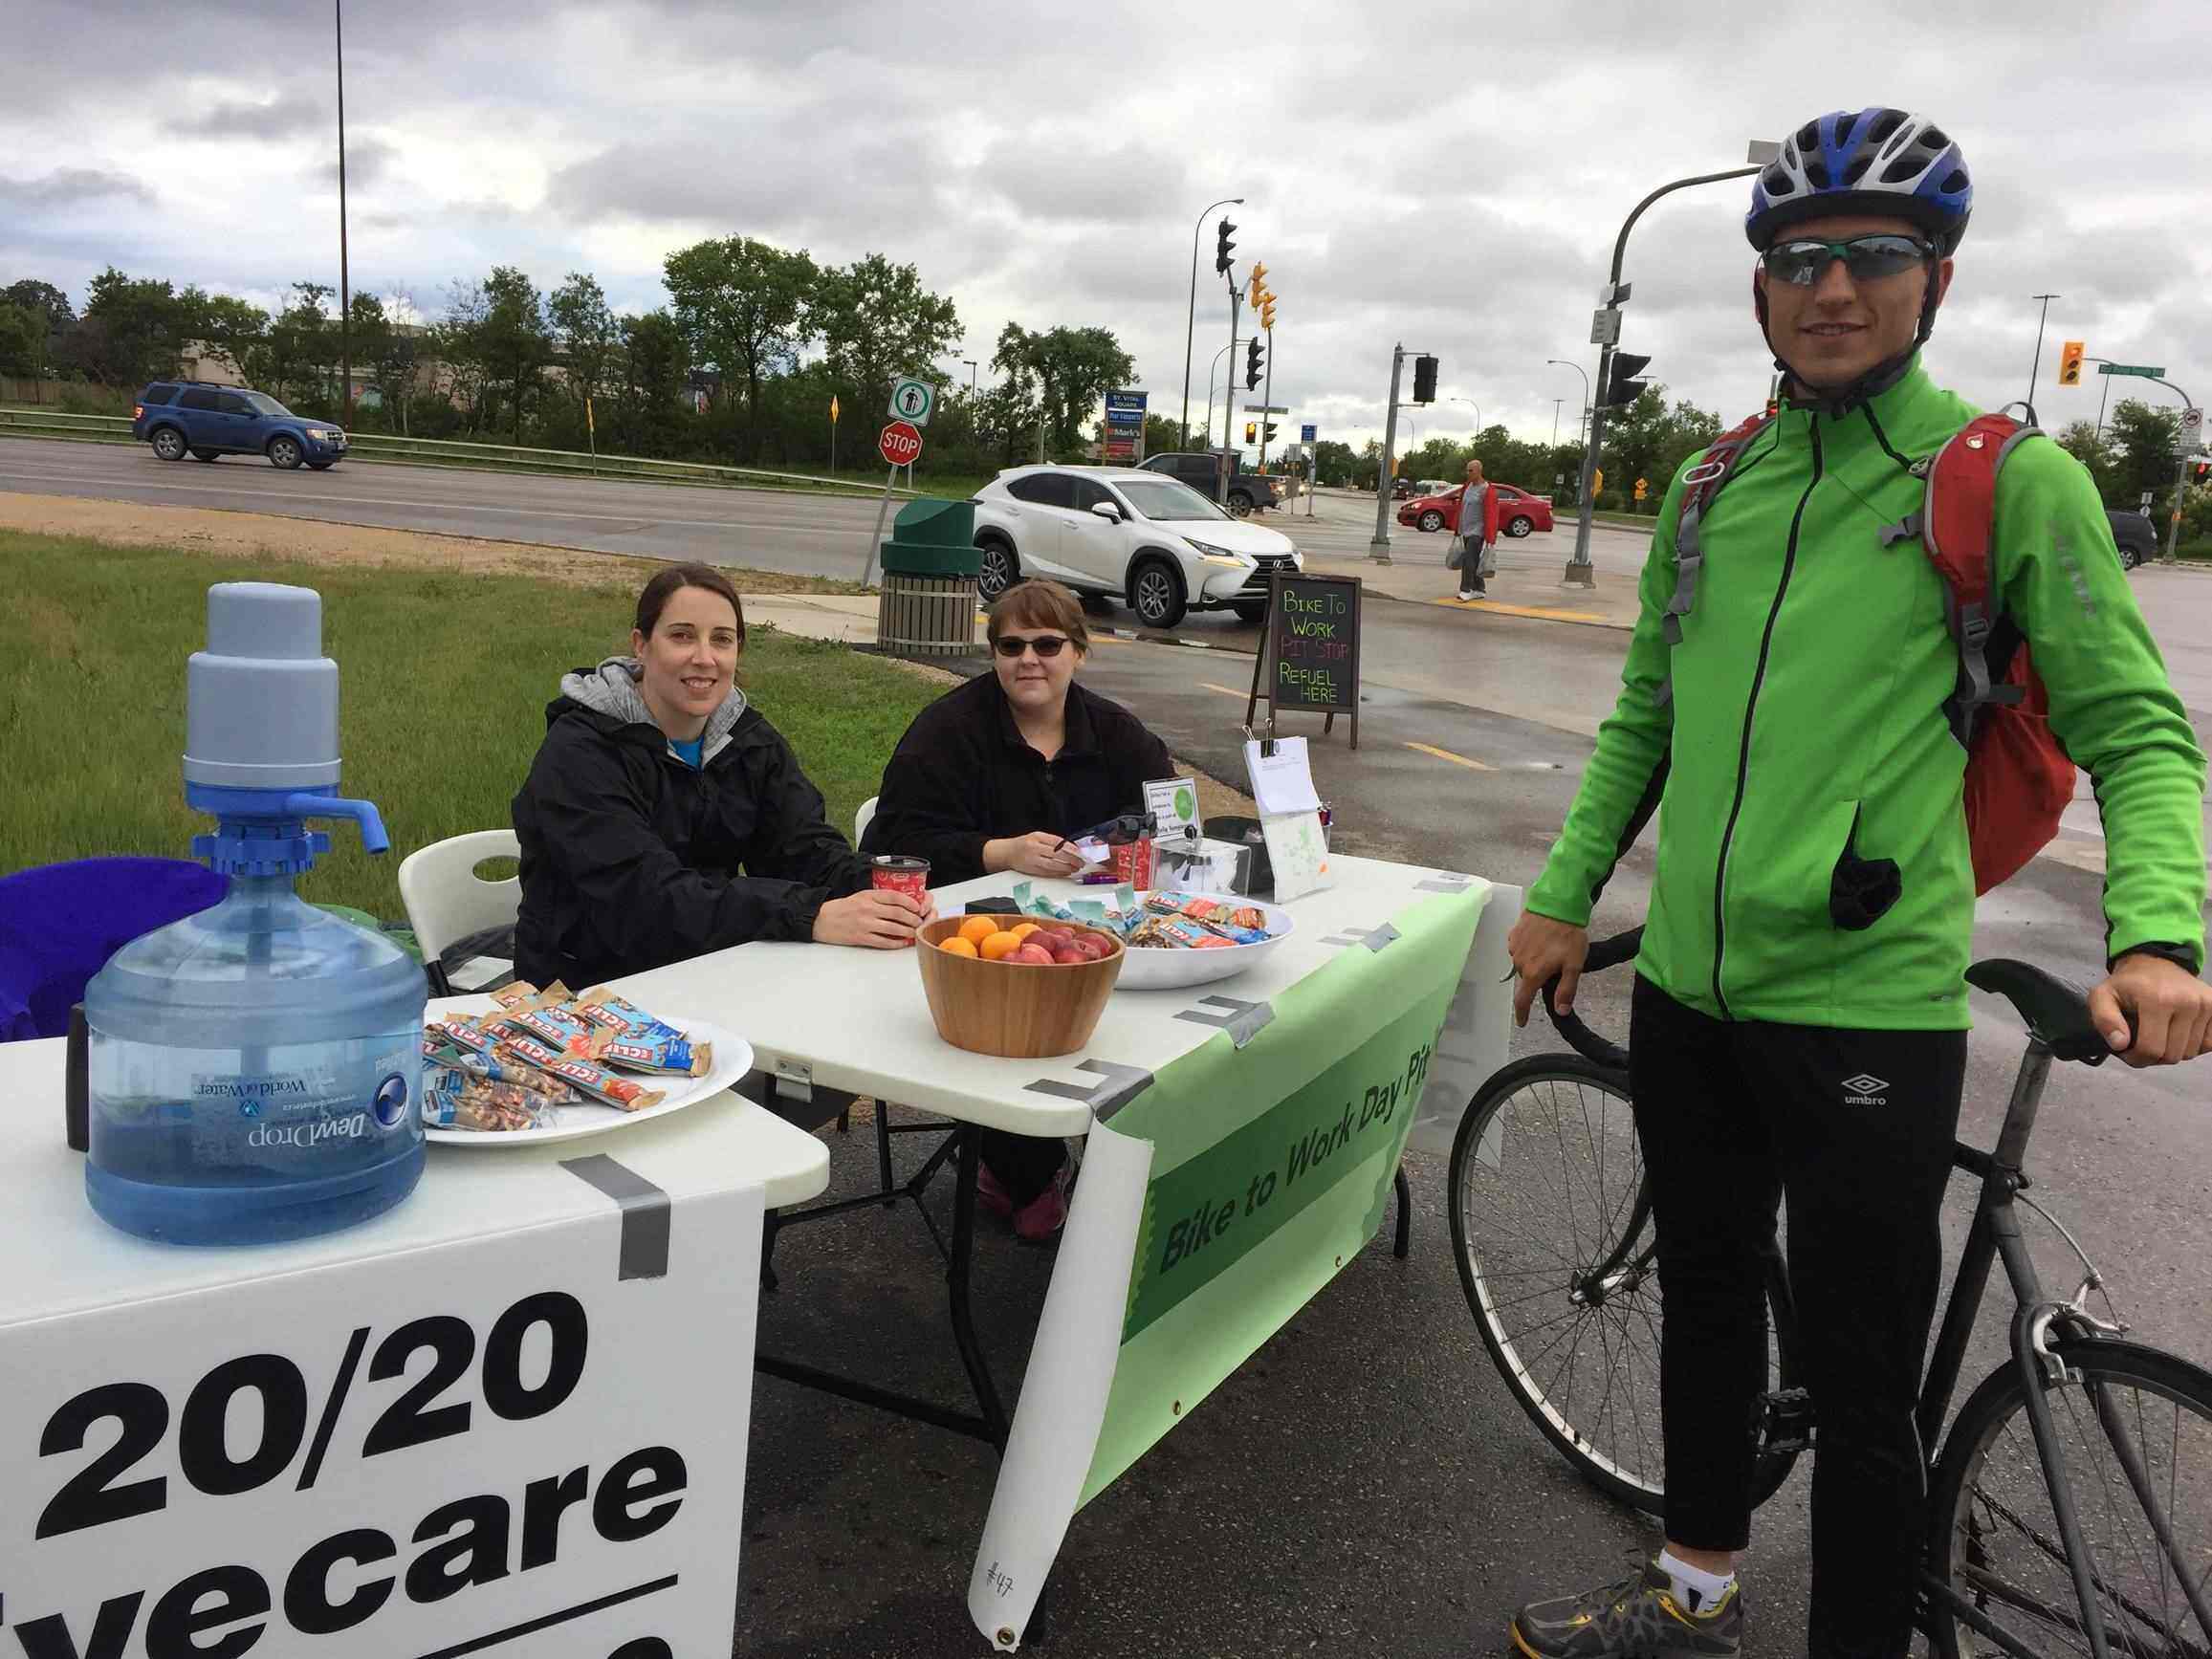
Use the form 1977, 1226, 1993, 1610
1920, 411, 2048, 733
1662, 409, 1772, 645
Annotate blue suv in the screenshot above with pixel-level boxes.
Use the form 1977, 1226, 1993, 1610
134, 381, 349, 470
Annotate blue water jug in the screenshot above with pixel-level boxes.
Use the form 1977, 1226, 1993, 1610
84, 583, 426, 1245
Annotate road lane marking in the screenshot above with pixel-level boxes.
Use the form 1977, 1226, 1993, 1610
1429, 596, 1618, 626
1198, 681, 1249, 698
1404, 741, 1494, 771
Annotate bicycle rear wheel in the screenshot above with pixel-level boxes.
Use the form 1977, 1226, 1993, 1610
1448, 1054, 1800, 1515
1927, 1338, 2212, 1658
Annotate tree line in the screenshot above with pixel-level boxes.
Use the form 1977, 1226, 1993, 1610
0, 245, 1142, 480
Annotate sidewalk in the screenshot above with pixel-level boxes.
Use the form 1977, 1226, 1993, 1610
1301, 545, 1642, 631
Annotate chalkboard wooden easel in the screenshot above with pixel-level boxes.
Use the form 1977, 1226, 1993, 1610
1243, 569, 1360, 750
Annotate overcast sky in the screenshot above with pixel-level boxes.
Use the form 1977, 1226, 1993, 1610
6, 0, 2208, 452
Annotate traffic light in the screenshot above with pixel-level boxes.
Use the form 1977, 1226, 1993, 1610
1594, 468, 1605, 495
2058, 340, 2085, 387
1603, 352, 1652, 407
1247, 262, 1267, 305
1245, 422, 1257, 445
1245, 338, 1263, 390
1411, 354, 1438, 404
1259, 295, 1277, 331
1265, 423, 1279, 443
1215, 219, 1237, 275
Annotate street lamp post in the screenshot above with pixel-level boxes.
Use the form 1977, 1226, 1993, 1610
1450, 396, 1480, 435
1181, 196, 1243, 451
1552, 399, 1563, 446
963, 360, 978, 401
2026, 293, 2061, 412
1566, 144, 1777, 587
1203, 338, 1246, 439
334, 0, 352, 419
1547, 357, 1592, 493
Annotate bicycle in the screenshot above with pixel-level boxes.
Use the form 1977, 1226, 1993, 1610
1448, 927, 2212, 1657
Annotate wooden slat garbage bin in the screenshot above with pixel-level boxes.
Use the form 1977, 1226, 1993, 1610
877, 497, 981, 659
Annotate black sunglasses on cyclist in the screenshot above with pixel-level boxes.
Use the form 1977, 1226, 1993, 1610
994, 633, 1069, 659
1762, 232, 1935, 287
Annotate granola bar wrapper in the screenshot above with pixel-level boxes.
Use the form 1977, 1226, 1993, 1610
425, 1034, 582, 1102
500, 1034, 667, 1112
571, 989, 712, 1077
424, 1065, 558, 1133
494, 1003, 612, 1060
488, 980, 576, 1015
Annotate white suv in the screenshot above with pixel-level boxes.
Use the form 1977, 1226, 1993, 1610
971, 466, 1303, 629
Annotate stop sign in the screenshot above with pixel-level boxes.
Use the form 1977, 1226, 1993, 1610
879, 420, 923, 467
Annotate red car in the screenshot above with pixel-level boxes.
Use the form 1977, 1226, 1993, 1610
1396, 482, 1556, 538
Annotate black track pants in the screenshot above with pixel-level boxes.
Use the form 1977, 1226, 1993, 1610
1629, 974, 1966, 1659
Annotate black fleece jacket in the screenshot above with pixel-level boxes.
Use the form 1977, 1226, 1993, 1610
512, 673, 868, 988
860, 673, 1173, 884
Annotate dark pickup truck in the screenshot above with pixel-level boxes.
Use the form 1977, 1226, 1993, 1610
1137, 451, 1281, 515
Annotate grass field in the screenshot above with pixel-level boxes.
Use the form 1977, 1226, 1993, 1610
0, 531, 944, 924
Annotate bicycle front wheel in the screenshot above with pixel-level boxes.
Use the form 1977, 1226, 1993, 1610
1927, 1337, 2212, 1658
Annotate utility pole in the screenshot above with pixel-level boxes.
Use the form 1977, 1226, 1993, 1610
1369, 344, 1406, 560
1552, 399, 1563, 446
2026, 293, 2061, 411
334, 0, 352, 420
2150, 376, 2198, 565
1220, 282, 1241, 506
1258, 325, 1275, 474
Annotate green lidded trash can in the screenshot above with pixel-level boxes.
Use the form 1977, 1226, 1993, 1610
878, 497, 982, 658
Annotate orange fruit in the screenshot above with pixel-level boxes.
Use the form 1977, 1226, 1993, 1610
956, 915, 998, 946
978, 930, 1023, 961
939, 935, 979, 958
1010, 922, 1041, 940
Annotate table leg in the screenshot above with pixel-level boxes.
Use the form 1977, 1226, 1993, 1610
948, 1124, 1011, 1448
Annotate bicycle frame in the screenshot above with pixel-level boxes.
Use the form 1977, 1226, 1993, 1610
1913, 1037, 2208, 1659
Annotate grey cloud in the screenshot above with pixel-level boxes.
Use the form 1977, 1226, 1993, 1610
315, 138, 400, 189
0, 168, 155, 208
168, 93, 328, 140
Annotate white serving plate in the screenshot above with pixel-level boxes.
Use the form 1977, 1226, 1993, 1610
422, 1002, 754, 1147
1111, 893, 1295, 991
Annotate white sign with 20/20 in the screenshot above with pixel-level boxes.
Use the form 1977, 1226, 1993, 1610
0, 1175, 762, 1658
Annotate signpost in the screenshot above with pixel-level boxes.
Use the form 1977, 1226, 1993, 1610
861, 374, 935, 583
1104, 390, 1147, 465
1300, 425, 1318, 516
2097, 362, 2167, 379
1243, 570, 1361, 749
2179, 406, 2203, 453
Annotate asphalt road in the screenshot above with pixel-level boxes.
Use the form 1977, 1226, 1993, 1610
8, 434, 2208, 1656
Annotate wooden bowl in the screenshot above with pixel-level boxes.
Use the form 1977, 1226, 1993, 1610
915, 914, 1125, 1059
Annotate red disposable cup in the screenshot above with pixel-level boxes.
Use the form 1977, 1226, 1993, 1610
870, 855, 931, 901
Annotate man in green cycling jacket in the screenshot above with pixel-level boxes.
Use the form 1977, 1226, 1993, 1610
1504, 109, 2209, 1659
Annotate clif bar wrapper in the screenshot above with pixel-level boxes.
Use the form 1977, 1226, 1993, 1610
600, 1034, 711, 1078
425, 1037, 581, 1102
425, 1066, 558, 1133
495, 1004, 611, 1059
500, 1034, 666, 1112
573, 988, 683, 1043
489, 980, 576, 1015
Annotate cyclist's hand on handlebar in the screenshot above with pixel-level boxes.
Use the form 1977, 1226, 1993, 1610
2091, 953, 2212, 1067
1507, 911, 1589, 1028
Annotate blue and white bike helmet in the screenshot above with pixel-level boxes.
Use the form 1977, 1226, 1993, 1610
1747, 108, 1972, 253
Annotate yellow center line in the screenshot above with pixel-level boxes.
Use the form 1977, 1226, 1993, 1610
1198, 681, 1250, 699
1431, 596, 1612, 624
1404, 740, 1493, 771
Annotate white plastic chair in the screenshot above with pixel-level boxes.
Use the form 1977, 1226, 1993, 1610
854, 795, 878, 844
397, 829, 521, 995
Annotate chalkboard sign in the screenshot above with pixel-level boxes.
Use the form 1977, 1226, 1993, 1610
1243, 570, 1361, 748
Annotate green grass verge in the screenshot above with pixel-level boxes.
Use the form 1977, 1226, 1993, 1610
0, 531, 942, 923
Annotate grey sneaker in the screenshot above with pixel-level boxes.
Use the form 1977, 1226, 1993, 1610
1509, 1559, 1741, 1657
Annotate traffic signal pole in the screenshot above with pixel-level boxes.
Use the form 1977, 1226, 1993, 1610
1369, 344, 1405, 560
1567, 158, 1766, 589
1258, 325, 1274, 474
2151, 376, 2197, 565
1221, 283, 1242, 506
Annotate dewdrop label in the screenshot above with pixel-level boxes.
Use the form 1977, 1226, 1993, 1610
191, 1039, 419, 1165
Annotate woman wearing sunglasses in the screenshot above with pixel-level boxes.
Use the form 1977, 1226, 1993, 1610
863, 578, 1174, 1235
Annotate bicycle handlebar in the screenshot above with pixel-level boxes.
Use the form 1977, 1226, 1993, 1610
1539, 926, 1642, 1073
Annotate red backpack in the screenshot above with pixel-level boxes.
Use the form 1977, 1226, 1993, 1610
1664, 408, 2076, 895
